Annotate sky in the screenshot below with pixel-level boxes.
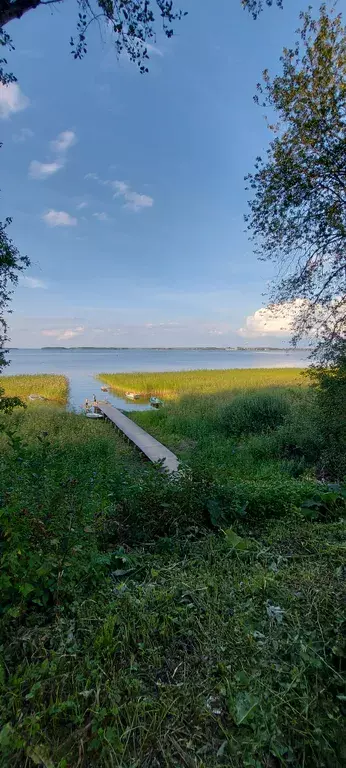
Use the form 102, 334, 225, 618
0, 0, 330, 347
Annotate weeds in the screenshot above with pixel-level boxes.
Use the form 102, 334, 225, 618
219, 390, 291, 436
0, 373, 345, 766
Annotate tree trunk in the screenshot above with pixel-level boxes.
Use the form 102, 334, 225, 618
0, 0, 43, 26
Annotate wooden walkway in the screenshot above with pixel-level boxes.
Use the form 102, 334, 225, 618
96, 402, 179, 474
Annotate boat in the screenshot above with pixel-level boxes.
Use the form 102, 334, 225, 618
150, 396, 163, 407
125, 392, 140, 400
100, 386, 108, 392
86, 406, 103, 419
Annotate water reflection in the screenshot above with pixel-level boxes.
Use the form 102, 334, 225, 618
69, 376, 152, 412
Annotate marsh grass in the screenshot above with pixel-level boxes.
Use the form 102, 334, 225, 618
98, 367, 306, 399
0, 374, 68, 404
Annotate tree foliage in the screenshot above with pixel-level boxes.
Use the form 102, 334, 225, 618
0, 217, 29, 412
241, 0, 282, 19
245, 4, 346, 361
0, 0, 188, 76
0, 0, 284, 81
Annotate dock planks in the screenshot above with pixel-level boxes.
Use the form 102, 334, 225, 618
96, 402, 179, 474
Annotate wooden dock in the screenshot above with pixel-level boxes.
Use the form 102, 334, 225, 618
96, 402, 179, 474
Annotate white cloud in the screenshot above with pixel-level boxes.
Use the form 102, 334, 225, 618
93, 211, 108, 221
42, 209, 77, 227
29, 160, 63, 179
113, 180, 154, 212
239, 301, 306, 338
50, 130, 76, 154
12, 127, 34, 143
87, 175, 154, 212
41, 329, 60, 337
113, 180, 128, 195
20, 276, 47, 289
29, 129, 76, 180
77, 201, 88, 209
0, 82, 29, 119
41, 325, 84, 341
145, 41, 163, 57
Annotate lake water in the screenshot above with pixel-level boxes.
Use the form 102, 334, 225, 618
5, 348, 309, 411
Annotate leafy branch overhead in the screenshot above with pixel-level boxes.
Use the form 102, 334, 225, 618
245, 4, 346, 361
0, 217, 30, 411
0, 218, 29, 370
0, 0, 284, 78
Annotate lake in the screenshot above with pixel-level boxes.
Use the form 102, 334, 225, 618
5, 348, 310, 411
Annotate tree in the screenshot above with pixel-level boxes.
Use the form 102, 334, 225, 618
0, 217, 29, 411
245, 4, 346, 362
0, 0, 188, 76
0, 0, 284, 80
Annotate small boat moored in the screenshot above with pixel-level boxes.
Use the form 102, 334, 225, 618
150, 396, 163, 407
100, 386, 108, 392
86, 406, 104, 419
125, 392, 140, 400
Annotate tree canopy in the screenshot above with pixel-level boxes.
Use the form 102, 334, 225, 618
0, 217, 29, 411
245, 4, 346, 361
0, 0, 284, 80
0, 217, 29, 370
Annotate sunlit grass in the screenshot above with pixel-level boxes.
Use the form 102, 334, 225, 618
0, 374, 68, 405
98, 367, 307, 400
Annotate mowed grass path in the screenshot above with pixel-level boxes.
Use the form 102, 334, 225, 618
98, 367, 307, 400
0, 374, 68, 405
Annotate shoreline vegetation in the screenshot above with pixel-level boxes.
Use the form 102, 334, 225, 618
0, 374, 68, 405
98, 367, 307, 399
36, 345, 310, 351
0, 370, 345, 766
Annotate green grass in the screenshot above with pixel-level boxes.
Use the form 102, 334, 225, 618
0, 368, 345, 766
0, 406, 345, 767
0, 374, 68, 405
98, 367, 307, 400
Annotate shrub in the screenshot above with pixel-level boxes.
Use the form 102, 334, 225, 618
310, 355, 346, 480
220, 390, 291, 437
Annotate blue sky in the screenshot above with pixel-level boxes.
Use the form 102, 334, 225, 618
0, 0, 325, 347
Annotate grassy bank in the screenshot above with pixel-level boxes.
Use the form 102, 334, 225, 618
1, 365, 345, 766
0, 374, 68, 405
0, 405, 345, 767
98, 367, 306, 400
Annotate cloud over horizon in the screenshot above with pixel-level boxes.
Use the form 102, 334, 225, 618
239, 301, 304, 337
41, 325, 85, 341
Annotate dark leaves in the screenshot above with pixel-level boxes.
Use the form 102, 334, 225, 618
246, 6, 346, 362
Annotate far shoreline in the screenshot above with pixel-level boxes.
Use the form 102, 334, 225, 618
8, 346, 311, 352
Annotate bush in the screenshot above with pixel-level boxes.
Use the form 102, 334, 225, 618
220, 390, 291, 437
310, 355, 346, 480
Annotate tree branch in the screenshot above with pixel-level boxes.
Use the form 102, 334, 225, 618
0, 0, 43, 26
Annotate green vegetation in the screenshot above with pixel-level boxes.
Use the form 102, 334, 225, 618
0, 374, 68, 405
98, 367, 306, 399
0, 365, 345, 766
0, 403, 345, 767
246, 5, 346, 362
